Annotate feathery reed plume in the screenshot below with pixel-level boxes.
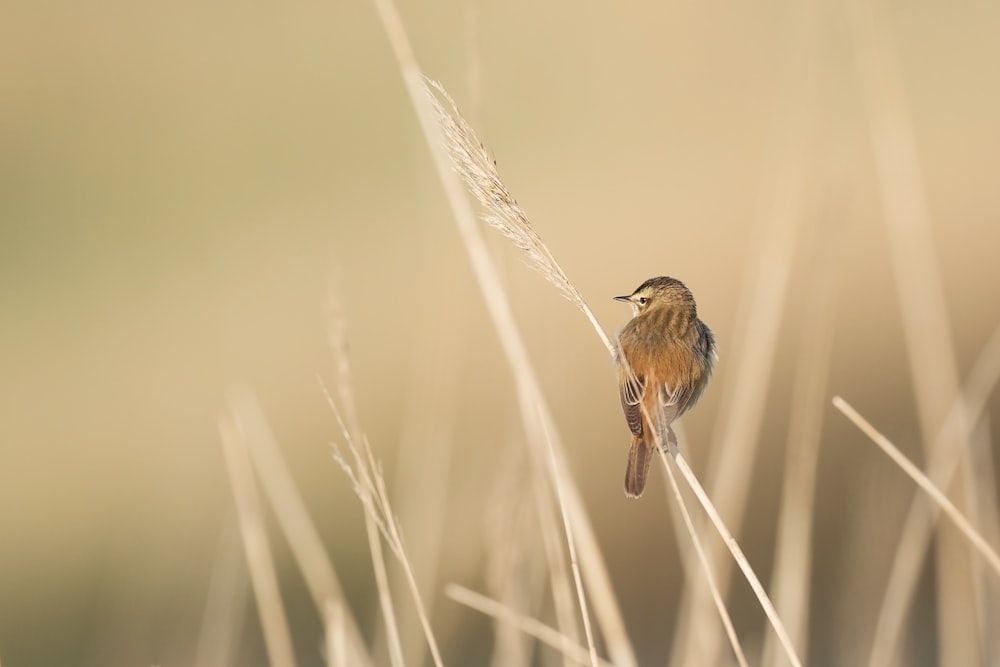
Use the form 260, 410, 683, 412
325, 269, 406, 667
422, 58, 802, 667
427, 68, 801, 667
369, 4, 777, 667
424, 79, 612, 355
370, 2, 639, 662
372, 251, 462, 666
325, 384, 444, 667
368, 2, 632, 657
324, 283, 439, 667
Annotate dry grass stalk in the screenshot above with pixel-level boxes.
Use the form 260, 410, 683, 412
868, 320, 1000, 666
483, 446, 592, 667
536, 406, 600, 667
534, 487, 586, 667
762, 217, 842, 667
848, 0, 982, 663
537, 416, 634, 666
447, 585, 615, 667
423, 64, 776, 667
660, 421, 703, 579
967, 418, 1000, 663
672, 452, 803, 667
382, 348, 458, 666
484, 453, 549, 667
194, 513, 248, 667
366, 508, 405, 667
969, 415, 1000, 663
226, 390, 374, 667
325, 273, 442, 666
636, 396, 800, 667
217, 416, 297, 667
367, 0, 636, 663
833, 396, 1000, 579
327, 394, 444, 667
369, 2, 809, 665
424, 80, 611, 355
671, 1, 820, 657
325, 600, 347, 667
476, 373, 602, 667
418, 81, 621, 664
520, 434, 585, 664
420, 31, 804, 667
336, 258, 459, 666
654, 447, 748, 667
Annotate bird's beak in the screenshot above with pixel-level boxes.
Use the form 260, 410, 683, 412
613, 295, 632, 303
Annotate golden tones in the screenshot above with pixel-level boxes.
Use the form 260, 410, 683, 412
614, 277, 716, 498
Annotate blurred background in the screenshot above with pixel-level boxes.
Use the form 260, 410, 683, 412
2, 0, 999, 665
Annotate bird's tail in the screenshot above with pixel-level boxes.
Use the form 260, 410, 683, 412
624, 436, 653, 498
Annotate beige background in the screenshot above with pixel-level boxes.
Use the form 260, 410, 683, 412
1, 0, 999, 665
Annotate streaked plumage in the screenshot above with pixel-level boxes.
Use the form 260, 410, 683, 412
614, 277, 716, 498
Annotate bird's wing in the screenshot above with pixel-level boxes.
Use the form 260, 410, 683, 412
659, 368, 708, 424
655, 384, 684, 431
660, 320, 715, 419
619, 366, 644, 437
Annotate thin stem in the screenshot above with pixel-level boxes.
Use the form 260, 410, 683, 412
528, 440, 585, 663
366, 0, 637, 663
847, 0, 980, 661
324, 380, 446, 667
217, 417, 297, 667
538, 405, 600, 667
194, 513, 248, 667
375, 447, 446, 667
447, 585, 615, 667
866, 321, 1000, 666
674, 452, 803, 667
325, 600, 347, 667
227, 390, 372, 667
366, 512, 405, 667
656, 448, 749, 667
833, 397, 1000, 578
763, 217, 842, 667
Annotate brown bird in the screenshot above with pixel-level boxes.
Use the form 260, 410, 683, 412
614, 277, 716, 498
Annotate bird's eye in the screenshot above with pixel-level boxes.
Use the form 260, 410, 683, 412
638, 297, 649, 306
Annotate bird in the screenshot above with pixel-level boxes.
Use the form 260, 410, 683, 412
614, 277, 717, 498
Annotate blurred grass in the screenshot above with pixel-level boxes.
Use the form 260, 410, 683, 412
1, 0, 999, 665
